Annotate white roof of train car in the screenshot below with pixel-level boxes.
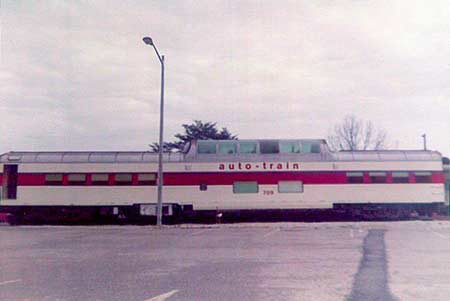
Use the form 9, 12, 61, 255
0, 150, 442, 163
0, 151, 183, 163
0, 139, 442, 163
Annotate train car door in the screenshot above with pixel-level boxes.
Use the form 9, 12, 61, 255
2, 165, 18, 200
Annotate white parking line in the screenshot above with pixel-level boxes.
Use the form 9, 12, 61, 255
0, 279, 22, 286
144, 289, 178, 301
430, 230, 448, 240
262, 228, 279, 238
191, 229, 210, 236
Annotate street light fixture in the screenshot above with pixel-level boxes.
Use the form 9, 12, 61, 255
142, 37, 153, 45
422, 134, 427, 151
142, 36, 165, 227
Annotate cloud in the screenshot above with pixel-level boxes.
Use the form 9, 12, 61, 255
1, 0, 449, 155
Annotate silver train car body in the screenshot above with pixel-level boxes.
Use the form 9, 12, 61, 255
0, 139, 447, 223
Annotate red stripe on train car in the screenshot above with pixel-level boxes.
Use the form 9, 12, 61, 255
431, 172, 445, 183
16, 172, 348, 186
18, 174, 46, 185
163, 171, 348, 185
14, 171, 446, 186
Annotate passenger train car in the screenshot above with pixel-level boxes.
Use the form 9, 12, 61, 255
0, 139, 447, 224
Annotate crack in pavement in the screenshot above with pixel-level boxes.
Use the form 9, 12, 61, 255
348, 229, 396, 301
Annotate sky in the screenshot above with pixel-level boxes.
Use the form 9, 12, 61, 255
1, 0, 449, 156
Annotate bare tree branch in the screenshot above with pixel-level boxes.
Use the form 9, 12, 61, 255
328, 115, 388, 151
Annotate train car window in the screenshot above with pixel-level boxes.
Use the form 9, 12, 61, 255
89, 153, 116, 162
199, 183, 207, 191
414, 171, 432, 183
67, 174, 86, 185
278, 181, 303, 193
260, 140, 279, 154
91, 174, 109, 185
302, 142, 321, 153
233, 181, 258, 193
138, 173, 156, 185
239, 141, 257, 154
197, 141, 217, 154
116, 153, 143, 162
36, 153, 63, 163
346, 172, 364, 183
369, 172, 387, 183
311, 143, 321, 153
353, 152, 380, 161
218, 141, 237, 155
45, 174, 63, 185
115, 174, 132, 185
392, 172, 409, 183
280, 141, 300, 154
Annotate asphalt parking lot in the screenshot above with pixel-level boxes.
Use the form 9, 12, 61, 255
0, 221, 449, 301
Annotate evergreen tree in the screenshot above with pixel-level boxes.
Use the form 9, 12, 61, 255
150, 120, 237, 152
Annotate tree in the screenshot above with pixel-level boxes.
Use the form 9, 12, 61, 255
150, 120, 237, 152
327, 115, 388, 151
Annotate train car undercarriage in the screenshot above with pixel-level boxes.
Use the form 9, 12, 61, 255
0, 202, 448, 225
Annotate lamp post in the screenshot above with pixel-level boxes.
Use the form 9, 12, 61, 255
421, 134, 427, 151
143, 36, 164, 227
